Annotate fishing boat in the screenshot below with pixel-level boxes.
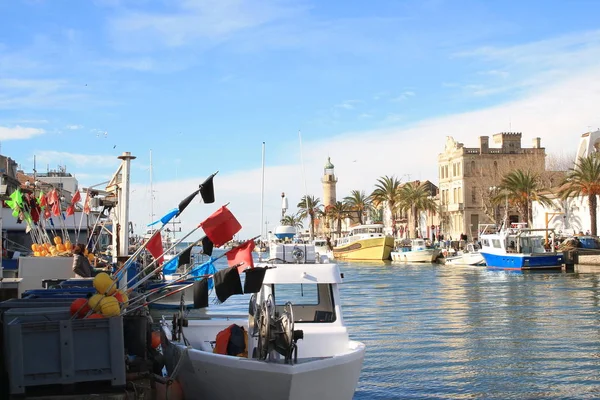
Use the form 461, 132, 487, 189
390, 238, 442, 263
160, 248, 365, 400
479, 224, 564, 270
313, 237, 333, 260
444, 243, 485, 266
333, 224, 395, 261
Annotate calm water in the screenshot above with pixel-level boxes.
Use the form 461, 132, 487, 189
172, 253, 600, 399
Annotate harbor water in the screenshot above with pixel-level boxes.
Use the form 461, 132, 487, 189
170, 253, 600, 399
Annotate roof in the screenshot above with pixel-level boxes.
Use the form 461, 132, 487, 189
324, 156, 334, 169
259, 263, 343, 284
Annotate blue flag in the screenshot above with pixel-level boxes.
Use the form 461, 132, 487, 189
147, 208, 179, 227
162, 256, 179, 275
190, 258, 217, 290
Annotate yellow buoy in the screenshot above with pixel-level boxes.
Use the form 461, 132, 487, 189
33, 251, 41, 257
87, 293, 104, 312
93, 272, 116, 295
53, 236, 62, 245
31, 244, 37, 252
87, 253, 95, 262
44, 242, 51, 251
65, 241, 73, 251
100, 296, 120, 317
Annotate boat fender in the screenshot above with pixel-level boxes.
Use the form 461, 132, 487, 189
213, 324, 248, 357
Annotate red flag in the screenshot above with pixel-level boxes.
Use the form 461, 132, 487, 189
71, 191, 81, 204
52, 202, 60, 217
146, 232, 164, 265
66, 205, 75, 216
43, 209, 51, 219
83, 190, 90, 214
227, 240, 255, 273
199, 206, 242, 247
39, 192, 47, 208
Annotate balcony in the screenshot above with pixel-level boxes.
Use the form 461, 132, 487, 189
446, 203, 464, 212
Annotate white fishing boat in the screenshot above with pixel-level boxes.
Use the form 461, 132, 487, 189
160, 249, 365, 400
390, 238, 442, 263
444, 243, 485, 266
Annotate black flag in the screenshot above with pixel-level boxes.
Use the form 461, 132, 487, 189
176, 189, 200, 217
178, 245, 193, 268
214, 267, 243, 303
243, 267, 267, 294
193, 278, 209, 308
199, 173, 216, 204
201, 236, 214, 257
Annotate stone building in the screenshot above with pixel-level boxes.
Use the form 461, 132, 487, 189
437, 133, 546, 240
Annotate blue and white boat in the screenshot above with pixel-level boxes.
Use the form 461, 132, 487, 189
479, 224, 564, 270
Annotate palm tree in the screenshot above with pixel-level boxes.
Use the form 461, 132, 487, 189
370, 175, 402, 229
297, 195, 322, 240
281, 214, 304, 229
343, 190, 372, 225
326, 201, 352, 237
558, 154, 600, 236
396, 182, 437, 238
495, 169, 553, 227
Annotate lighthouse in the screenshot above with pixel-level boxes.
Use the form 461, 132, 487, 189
322, 157, 337, 208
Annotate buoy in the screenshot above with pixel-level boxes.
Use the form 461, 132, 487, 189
88, 293, 104, 312
44, 242, 51, 251
70, 298, 90, 318
87, 253, 95, 262
56, 243, 66, 252
34, 251, 41, 257
93, 272, 116, 295
30, 244, 37, 252
53, 236, 62, 245
100, 296, 120, 317
155, 379, 184, 400
86, 313, 104, 319
151, 331, 161, 349
65, 241, 73, 251
114, 289, 129, 307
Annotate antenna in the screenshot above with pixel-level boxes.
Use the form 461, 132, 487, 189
298, 130, 309, 201
260, 142, 266, 241
149, 149, 154, 225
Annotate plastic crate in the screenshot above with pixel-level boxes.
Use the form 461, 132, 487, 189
6, 316, 126, 394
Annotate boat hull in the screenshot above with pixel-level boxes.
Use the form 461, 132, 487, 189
391, 249, 441, 263
445, 252, 485, 266
333, 236, 394, 261
481, 252, 564, 270
162, 335, 365, 400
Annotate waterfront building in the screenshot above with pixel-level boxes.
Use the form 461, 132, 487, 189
437, 133, 546, 240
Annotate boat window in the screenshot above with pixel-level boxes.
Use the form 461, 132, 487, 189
272, 284, 336, 323
482, 239, 489, 247
492, 239, 501, 248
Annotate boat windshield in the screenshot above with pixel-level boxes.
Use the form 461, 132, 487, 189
352, 226, 383, 235
272, 283, 336, 323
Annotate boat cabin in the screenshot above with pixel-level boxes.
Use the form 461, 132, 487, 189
337, 224, 386, 246
480, 229, 551, 255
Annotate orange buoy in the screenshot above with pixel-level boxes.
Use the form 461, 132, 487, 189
151, 331, 161, 349
114, 290, 129, 307
70, 298, 90, 318
86, 313, 104, 319
53, 236, 62, 245
155, 379, 184, 400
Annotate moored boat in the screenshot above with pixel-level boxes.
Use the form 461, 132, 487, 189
333, 224, 394, 261
444, 243, 485, 266
391, 238, 441, 263
479, 224, 564, 270
160, 245, 365, 400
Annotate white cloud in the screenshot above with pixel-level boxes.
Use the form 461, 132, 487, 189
125, 65, 600, 239
335, 100, 361, 110
0, 125, 45, 140
390, 91, 415, 102
66, 124, 83, 130
33, 151, 120, 169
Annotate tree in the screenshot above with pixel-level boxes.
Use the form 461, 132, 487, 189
281, 214, 304, 229
370, 175, 401, 229
558, 154, 600, 236
495, 169, 553, 227
396, 182, 438, 238
343, 190, 372, 225
297, 195, 322, 240
325, 201, 352, 237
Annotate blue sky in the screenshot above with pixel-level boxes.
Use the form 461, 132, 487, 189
2, 0, 600, 237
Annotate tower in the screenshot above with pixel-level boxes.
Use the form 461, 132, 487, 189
576, 129, 600, 162
322, 157, 337, 208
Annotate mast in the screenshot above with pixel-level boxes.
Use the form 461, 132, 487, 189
260, 142, 266, 242
149, 149, 154, 228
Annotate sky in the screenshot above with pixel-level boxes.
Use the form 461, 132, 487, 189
1, 0, 600, 240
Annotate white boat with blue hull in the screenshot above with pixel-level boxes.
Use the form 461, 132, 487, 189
479, 225, 564, 270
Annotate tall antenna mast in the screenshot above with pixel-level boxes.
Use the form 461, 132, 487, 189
260, 141, 266, 241
298, 130, 309, 201
149, 149, 154, 226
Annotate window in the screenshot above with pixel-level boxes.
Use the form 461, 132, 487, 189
471, 187, 476, 203
492, 239, 501, 248
273, 283, 336, 323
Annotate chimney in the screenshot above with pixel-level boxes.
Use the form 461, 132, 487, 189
532, 137, 541, 149
479, 136, 489, 154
